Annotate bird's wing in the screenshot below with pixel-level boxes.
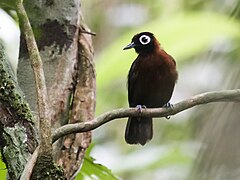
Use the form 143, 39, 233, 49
127, 59, 138, 107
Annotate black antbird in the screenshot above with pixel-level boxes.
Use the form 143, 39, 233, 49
123, 32, 178, 145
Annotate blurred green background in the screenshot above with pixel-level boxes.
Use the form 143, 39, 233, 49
81, 0, 240, 179
0, 0, 240, 179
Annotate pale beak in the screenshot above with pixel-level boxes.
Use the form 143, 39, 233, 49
123, 42, 135, 50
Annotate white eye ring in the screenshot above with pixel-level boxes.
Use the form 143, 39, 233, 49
139, 35, 151, 45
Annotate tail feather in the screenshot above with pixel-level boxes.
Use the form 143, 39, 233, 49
125, 117, 153, 145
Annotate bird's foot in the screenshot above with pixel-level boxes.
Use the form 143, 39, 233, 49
136, 105, 147, 113
163, 102, 173, 120
164, 102, 174, 109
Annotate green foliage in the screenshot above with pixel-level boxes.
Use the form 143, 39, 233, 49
0, 159, 7, 179
77, 157, 119, 180
0, 0, 16, 10
77, 146, 119, 180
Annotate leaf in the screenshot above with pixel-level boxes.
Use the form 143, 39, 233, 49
76, 156, 119, 180
0, 0, 16, 10
0, 155, 7, 179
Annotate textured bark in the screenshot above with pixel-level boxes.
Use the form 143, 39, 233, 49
17, 0, 94, 179
56, 27, 95, 178
16, 1, 53, 170
31, 154, 65, 180
0, 41, 38, 179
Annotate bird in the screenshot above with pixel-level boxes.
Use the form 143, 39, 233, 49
123, 32, 178, 145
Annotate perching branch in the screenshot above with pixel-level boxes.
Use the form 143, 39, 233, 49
15, 0, 52, 154
52, 89, 240, 143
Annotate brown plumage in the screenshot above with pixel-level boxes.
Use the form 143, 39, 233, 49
123, 32, 178, 145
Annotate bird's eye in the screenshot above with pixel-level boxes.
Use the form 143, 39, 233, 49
139, 35, 151, 45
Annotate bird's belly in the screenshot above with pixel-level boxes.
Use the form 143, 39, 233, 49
132, 74, 174, 108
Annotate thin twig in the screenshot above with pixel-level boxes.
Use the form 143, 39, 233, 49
52, 89, 240, 143
15, 1, 52, 153
20, 147, 40, 180
80, 30, 96, 36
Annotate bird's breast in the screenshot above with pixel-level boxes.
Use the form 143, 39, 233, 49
135, 53, 175, 82
128, 51, 177, 107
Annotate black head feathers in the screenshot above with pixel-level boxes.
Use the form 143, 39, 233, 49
123, 32, 158, 54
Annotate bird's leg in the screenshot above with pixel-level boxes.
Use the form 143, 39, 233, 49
136, 105, 147, 113
134, 105, 147, 122
163, 102, 173, 119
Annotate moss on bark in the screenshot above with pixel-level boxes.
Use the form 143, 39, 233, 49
0, 40, 38, 179
31, 154, 65, 180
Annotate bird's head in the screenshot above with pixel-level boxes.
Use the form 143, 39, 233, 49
123, 32, 158, 54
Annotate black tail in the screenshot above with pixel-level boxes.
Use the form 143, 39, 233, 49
125, 117, 153, 145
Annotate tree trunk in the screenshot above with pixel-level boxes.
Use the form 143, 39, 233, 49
0, 40, 38, 179
0, 0, 94, 179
